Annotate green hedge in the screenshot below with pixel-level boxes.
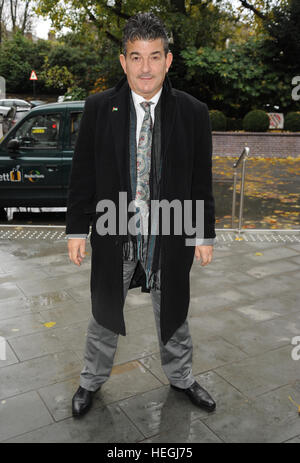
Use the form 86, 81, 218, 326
284, 112, 300, 132
243, 110, 270, 132
227, 118, 243, 131
208, 110, 300, 132
209, 110, 227, 131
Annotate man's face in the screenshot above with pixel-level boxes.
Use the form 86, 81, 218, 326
120, 38, 173, 100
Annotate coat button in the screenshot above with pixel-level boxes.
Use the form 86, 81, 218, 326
115, 239, 119, 246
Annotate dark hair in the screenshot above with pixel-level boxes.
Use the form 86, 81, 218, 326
122, 12, 170, 56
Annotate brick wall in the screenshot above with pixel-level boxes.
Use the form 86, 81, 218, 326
212, 132, 300, 158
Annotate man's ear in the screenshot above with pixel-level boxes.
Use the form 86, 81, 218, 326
166, 52, 173, 72
119, 54, 127, 74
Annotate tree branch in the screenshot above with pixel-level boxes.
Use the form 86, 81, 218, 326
21, 0, 30, 33
83, 5, 121, 47
104, 4, 130, 20
105, 30, 121, 46
10, 0, 17, 32
0, 0, 4, 42
238, 0, 267, 20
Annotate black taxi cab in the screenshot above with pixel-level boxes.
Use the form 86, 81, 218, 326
0, 101, 84, 211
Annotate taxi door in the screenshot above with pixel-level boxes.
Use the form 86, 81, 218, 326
0, 108, 65, 206
62, 109, 83, 191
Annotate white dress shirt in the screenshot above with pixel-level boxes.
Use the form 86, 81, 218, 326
131, 87, 162, 148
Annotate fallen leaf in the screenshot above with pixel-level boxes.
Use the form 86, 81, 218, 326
43, 322, 56, 328
288, 396, 300, 415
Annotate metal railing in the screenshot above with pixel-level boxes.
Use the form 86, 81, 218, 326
231, 146, 250, 233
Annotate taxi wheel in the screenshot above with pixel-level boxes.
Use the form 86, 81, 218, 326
0, 207, 7, 221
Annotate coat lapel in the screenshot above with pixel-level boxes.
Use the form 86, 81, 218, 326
161, 75, 177, 162
160, 76, 177, 196
109, 76, 131, 195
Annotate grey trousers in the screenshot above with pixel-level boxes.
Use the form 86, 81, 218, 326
80, 237, 196, 392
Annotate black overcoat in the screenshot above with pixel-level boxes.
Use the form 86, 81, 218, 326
66, 75, 216, 345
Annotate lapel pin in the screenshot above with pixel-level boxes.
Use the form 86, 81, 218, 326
112, 107, 119, 112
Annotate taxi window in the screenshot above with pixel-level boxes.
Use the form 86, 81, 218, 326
14, 113, 62, 149
69, 111, 83, 148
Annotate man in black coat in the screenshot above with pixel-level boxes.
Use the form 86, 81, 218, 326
66, 12, 217, 417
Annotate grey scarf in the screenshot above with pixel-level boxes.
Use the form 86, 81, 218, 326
122, 91, 162, 290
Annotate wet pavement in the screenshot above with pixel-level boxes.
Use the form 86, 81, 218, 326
0, 228, 300, 443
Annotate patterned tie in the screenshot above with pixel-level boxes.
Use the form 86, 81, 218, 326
135, 101, 154, 236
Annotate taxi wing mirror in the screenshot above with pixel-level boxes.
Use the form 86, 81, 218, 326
7, 138, 20, 151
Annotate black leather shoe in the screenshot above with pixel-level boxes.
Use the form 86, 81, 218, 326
171, 381, 216, 412
72, 385, 100, 417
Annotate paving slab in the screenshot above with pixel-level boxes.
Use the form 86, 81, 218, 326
141, 419, 222, 443
203, 401, 278, 443
0, 302, 90, 340
215, 346, 299, 398
16, 271, 90, 296
246, 261, 298, 279
114, 329, 160, 365
64, 284, 92, 302
0, 290, 74, 320
204, 381, 300, 443
123, 305, 156, 334
190, 269, 256, 290
191, 336, 248, 374
8, 330, 74, 361
236, 273, 298, 298
250, 381, 300, 443
231, 296, 295, 322
285, 244, 300, 252
189, 307, 255, 337
244, 247, 299, 262
0, 341, 19, 367
53, 321, 89, 352
0, 282, 24, 301
221, 312, 300, 355
189, 289, 248, 314
118, 371, 246, 439
3, 404, 143, 443
0, 351, 82, 400
285, 436, 300, 443
37, 361, 163, 422
0, 391, 53, 442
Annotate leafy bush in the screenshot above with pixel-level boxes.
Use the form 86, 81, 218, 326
284, 112, 300, 132
227, 118, 243, 131
63, 86, 87, 101
243, 110, 270, 132
209, 110, 227, 131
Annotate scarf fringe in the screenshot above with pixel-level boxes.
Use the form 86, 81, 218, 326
146, 267, 161, 291
122, 235, 161, 291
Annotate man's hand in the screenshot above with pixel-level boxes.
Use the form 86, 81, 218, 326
68, 239, 86, 266
195, 245, 213, 266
